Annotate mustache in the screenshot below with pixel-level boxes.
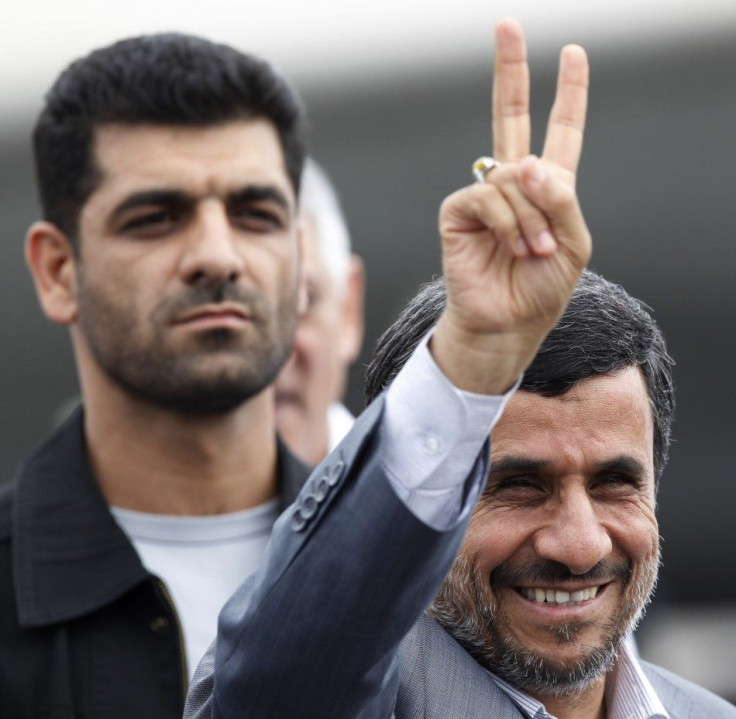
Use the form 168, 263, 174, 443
491, 558, 631, 587
159, 279, 264, 318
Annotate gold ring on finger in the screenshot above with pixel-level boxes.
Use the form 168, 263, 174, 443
472, 156, 501, 183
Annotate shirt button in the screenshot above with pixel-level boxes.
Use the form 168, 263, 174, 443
423, 433, 443, 454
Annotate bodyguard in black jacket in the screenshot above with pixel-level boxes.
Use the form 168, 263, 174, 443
3, 32, 316, 718
0, 410, 308, 718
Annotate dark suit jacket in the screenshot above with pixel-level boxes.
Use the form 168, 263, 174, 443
185, 397, 735, 718
0, 406, 310, 719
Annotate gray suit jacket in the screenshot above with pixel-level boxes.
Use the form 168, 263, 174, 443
185, 396, 735, 719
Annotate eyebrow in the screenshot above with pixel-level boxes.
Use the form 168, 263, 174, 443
111, 189, 189, 219
110, 184, 292, 220
488, 456, 552, 477
592, 455, 648, 477
488, 455, 648, 478
229, 185, 291, 211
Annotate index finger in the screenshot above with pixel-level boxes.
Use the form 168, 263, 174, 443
492, 18, 531, 163
541, 44, 589, 175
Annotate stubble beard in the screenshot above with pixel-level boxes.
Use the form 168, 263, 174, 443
76, 274, 298, 415
430, 549, 659, 698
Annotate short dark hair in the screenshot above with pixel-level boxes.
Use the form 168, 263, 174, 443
33, 33, 307, 242
365, 271, 675, 482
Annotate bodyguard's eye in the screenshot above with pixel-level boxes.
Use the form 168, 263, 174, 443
121, 210, 180, 236
230, 205, 284, 232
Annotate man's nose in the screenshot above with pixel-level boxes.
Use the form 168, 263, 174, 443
532, 488, 613, 576
179, 203, 244, 284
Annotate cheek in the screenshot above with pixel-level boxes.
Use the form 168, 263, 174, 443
463, 506, 533, 576
608, 501, 659, 564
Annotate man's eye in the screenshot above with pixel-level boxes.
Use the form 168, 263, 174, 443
593, 474, 639, 493
495, 477, 542, 492
121, 210, 178, 236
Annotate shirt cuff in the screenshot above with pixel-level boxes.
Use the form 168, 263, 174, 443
379, 330, 520, 530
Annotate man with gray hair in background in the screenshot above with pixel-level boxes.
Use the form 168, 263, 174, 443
274, 159, 365, 465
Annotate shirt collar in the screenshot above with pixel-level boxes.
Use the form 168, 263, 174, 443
606, 641, 669, 719
11, 406, 310, 628
487, 642, 670, 719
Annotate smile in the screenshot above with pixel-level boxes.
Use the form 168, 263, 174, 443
517, 586, 601, 606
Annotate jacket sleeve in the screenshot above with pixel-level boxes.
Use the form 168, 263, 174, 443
184, 395, 486, 719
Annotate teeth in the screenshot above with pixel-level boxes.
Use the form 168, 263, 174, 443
520, 586, 601, 605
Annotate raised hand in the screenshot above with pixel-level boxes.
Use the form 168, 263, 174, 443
432, 18, 591, 395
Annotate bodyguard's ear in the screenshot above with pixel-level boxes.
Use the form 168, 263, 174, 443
25, 221, 79, 325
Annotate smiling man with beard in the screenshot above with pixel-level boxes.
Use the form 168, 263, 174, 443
420, 274, 666, 717
360, 271, 734, 719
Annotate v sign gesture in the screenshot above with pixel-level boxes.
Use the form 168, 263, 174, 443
431, 18, 592, 396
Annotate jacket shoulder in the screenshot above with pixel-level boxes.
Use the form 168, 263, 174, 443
641, 660, 736, 717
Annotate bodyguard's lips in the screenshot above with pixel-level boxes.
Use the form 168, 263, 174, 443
173, 303, 252, 330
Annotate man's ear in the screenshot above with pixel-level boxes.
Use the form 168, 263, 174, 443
25, 221, 79, 325
339, 253, 365, 363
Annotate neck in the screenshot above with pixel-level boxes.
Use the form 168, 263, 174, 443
82, 383, 278, 516
534, 678, 606, 719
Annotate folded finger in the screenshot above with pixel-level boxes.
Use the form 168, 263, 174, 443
493, 165, 557, 256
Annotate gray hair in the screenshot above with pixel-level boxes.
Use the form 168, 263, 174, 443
299, 159, 352, 293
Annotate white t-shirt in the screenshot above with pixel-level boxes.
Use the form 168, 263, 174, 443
111, 500, 280, 678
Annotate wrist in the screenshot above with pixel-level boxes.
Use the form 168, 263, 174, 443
429, 314, 540, 395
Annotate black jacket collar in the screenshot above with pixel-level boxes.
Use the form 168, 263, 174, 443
10, 406, 310, 628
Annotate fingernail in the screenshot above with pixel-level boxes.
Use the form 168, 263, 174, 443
535, 230, 557, 253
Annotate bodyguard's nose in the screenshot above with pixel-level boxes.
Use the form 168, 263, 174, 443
532, 488, 612, 575
179, 203, 244, 285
